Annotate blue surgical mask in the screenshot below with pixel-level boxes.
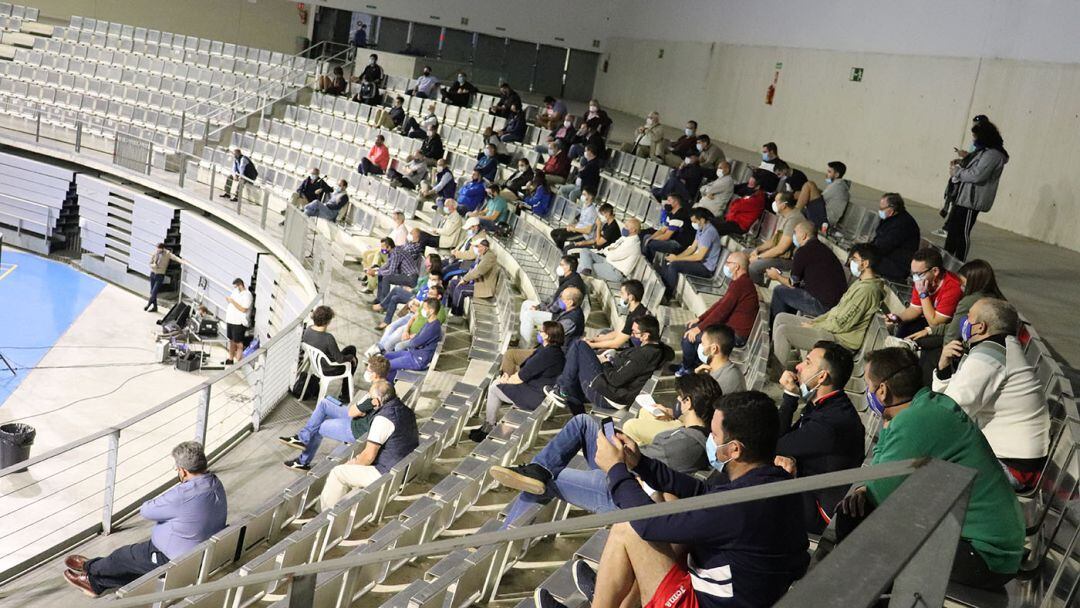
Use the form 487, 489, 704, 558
968, 143, 976, 153
629, 337, 642, 347
558, 299, 568, 311
792, 233, 801, 248
960, 316, 972, 342
722, 265, 734, 279
761, 152, 769, 161
706, 435, 734, 472
621, 228, 629, 237
825, 178, 834, 184
536, 332, 544, 346
878, 209, 887, 220
799, 371, 823, 401
866, 390, 886, 417
697, 343, 710, 363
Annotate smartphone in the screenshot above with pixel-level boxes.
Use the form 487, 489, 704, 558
600, 416, 616, 444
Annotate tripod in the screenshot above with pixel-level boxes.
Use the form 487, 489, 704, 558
0, 351, 15, 376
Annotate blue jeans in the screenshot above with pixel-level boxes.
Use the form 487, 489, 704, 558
148, 272, 165, 306
385, 349, 427, 382
380, 287, 415, 324
503, 414, 616, 526
296, 397, 355, 465
642, 236, 684, 261
478, 218, 500, 233
379, 315, 412, 352
661, 260, 711, 296
769, 285, 829, 327
557, 339, 607, 414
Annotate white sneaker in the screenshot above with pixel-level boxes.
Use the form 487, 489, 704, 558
931, 228, 948, 238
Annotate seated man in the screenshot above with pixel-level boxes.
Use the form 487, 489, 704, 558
641, 193, 693, 260
419, 159, 456, 208
677, 251, 759, 372
766, 220, 847, 324
714, 169, 768, 236
519, 172, 555, 216
442, 218, 486, 277
417, 125, 444, 163
500, 158, 535, 201
541, 140, 572, 185
576, 218, 643, 282
662, 120, 699, 166
697, 159, 734, 216
932, 298, 1050, 489
503, 286, 586, 376
534, 391, 810, 608
384, 299, 444, 382
772, 243, 886, 370
401, 102, 440, 139
370, 228, 424, 303
517, 255, 587, 345
582, 280, 649, 352
871, 192, 921, 282
747, 192, 805, 285
490, 82, 522, 117
448, 239, 498, 315
471, 183, 510, 233
659, 207, 723, 299
620, 111, 663, 158
651, 151, 703, 202
621, 367, 724, 449
354, 54, 384, 103
386, 152, 429, 190
760, 141, 781, 167
375, 284, 446, 354
441, 71, 478, 107
694, 134, 725, 173
302, 305, 358, 401
498, 104, 527, 143
835, 348, 1024, 590
549, 187, 599, 249
280, 355, 391, 471
374, 255, 441, 326
494, 381, 716, 524
771, 159, 808, 196
557, 144, 602, 203
471, 321, 567, 442
373, 95, 405, 130
535, 95, 568, 129
63, 442, 227, 597
319, 380, 420, 510
890, 247, 962, 338
357, 134, 390, 176
796, 160, 850, 228
545, 315, 674, 414
387, 210, 410, 246
565, 202, 620, 253
475, 143, 500, 182
220, 147, 257, 202
684, 324, 746, 395
775, 342, 865, 533
430, 198, 463, 249
303, 178, 350, 221
407, 66, 439, 99
455, 169, 487, 215
295, 167, 329, 204
359, 238, 394, 294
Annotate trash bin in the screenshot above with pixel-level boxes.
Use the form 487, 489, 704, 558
0, 423, 35, 473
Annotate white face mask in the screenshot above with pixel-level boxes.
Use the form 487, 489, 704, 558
471, 246, 480, 256
684, 128, 694, 137
309, 173, 318, 179
825, 178, 834, 184
619, 296, 628, 307
563, 120, 573, 128
556, 265, 566, 277
457, 75, 465, 83
363, 370, 373, 383
696, 143, 704, 152
589, 105, 598, 113
772, 201, 780, 214
849, 260, 862, 277
369, 58, 376, 65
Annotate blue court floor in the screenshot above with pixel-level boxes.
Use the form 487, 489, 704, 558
0, 251, 104, 406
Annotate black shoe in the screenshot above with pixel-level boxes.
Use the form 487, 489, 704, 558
148, 305, 158, 313
218, 193, 230, 198
468, 423, 492, 443
143, 302, 152, 311
543, 385, 567, 406
224, 359, 234, 365
229, 196, 239, 202
283, 459, 311, 472
668, 363, 683, 374
534, 588, 566, 608
489, 463, 551, 495
572, 559, 597, 602
278, 435, 306, 450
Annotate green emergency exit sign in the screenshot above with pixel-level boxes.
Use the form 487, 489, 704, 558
850, 67, 864, 82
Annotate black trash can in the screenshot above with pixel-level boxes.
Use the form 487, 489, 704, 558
0, 423, 36, 473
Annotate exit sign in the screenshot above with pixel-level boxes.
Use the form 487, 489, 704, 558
850, 67, 864, 82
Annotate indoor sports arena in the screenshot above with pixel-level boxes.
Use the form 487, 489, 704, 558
0, 2, 1077, 607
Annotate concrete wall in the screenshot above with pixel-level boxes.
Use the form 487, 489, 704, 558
28, 0, 308, 54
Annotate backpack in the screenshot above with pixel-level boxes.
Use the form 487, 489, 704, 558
242, 156, 258, 180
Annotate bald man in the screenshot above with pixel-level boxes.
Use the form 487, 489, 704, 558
673, 251, 759, 375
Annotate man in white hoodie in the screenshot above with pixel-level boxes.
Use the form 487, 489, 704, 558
576, 217, 643, 282
932, 298, 1050, 490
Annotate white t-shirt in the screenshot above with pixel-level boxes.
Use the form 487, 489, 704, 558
225, 288, 253, 326
367, 414, 396, 445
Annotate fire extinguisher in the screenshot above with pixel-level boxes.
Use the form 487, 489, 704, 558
765, 70, 779, 105
297, 3, 308, 25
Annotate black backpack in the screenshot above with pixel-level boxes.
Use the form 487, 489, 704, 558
242, 156, 258, 180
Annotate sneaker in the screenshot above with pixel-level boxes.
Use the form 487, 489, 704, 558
218, 193, 230, 198
931, 228, 948, 238
667, 363, 683, 374
278, 435, 306, 450
468, 423, 493, 443
489, 463, 552, 495
674, 366, 691, 378
534, 588, 566, 608
543, 385, 567, 406
571, 559, 597, 602
283, 459, 311, 472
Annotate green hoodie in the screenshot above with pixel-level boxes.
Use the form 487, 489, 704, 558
811, 277, 885, 350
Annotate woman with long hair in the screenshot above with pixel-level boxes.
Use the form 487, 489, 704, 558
943, 118, 1010, 260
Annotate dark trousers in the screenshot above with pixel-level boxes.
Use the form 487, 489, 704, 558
642, 236, 684, 260
417, 230, 440, 250
358, 158, 384, 176
550, 228, 585, 250
401, 117, 425, 138
661, 260, 711, 296
769, 285, 829, 326
148, 272, 165, 306
714, 220, 746, 237
944, 205, 979, 261
448, 277, 474, 315
86, 540, 164, 595
321, 345, 358, 401
557, 339, 607, 415
377, 273, 417, 302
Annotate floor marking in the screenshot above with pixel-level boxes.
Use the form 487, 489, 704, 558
0, 263, 16, 282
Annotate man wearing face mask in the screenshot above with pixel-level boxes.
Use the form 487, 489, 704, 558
455, 169, 487, 214
400, 101, 439, 139
490, 82, 522, 117
474, 143, 500, 182
407, 65, 439, 98
677, 251, 758, 374
932, 298, 1049, 490
575, 218, 643, 283
371, 227, 425, 303
770, 160, 807, 196
387, 152, 429, 190
536, 96, 569, 129
697, 160, 735, 216
550, 186, 598, 249
430, 198, 463, 249
870, 192, 921, 282
835, 347, 1024, 590
890, 247, 963, 338
518, 263, 587, 347
493, 374, 719, 526
583, 279, 650, 351
542, 139, 572, 185
303, 178, 350, 221
747, 192, 805, 285
448, 239, 498, 315
715, 169, 769, 237
771, 244, 885, 371
358, 134, 390, 176
775, 342, 864, 533
441, 70, 477, 107
796, 161, 850, 229
652, 150, 703, 203
295, 167, 329, 204
691, 324, 746, 394
558, 144, 602, 203
766, 221, 847, 324
695, 134, 725, 173
533, 391, 809, 608
536, 115, 577, 157
641, 193, 693, 259
621, 111, 663, 158
659, 207, 722, 299
470, 183, 511, 233
662, 120, 699, 166
281, 354, 391, 471
501, 287, 584, 389
760, 141, 781, 167
565, 202, 620, 254
374, 284, 446, 354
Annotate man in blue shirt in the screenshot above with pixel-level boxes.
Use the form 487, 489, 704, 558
475, 143, 499, 182
659, 208, 723, 299
549, 187, 599, 249
456, 169, 487, 214
63, 442, 227, 596
536, 391, 809, 608
472, 183, 510, 233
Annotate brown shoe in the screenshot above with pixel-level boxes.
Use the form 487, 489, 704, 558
64, 555, 88, 572
63, 569, 97, 597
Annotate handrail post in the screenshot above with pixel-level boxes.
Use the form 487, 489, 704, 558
288, 573, 316, 608
209, 165, 216, 201
178, 153, 187, 188
102, 430, 121, 535
177, 111, 186, 152
260, 189, 270, 230
195, 385, 211, 446
75, 121, 82, 152
34, 109, 41, 142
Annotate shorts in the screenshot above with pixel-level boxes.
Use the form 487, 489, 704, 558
226, 323, 247, 342
645, 561, 698, 608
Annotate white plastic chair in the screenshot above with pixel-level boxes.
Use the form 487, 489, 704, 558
299, 343, 354, 405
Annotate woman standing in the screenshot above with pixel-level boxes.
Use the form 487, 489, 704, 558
146, 243, 185, 313
945, 119, 1009, 260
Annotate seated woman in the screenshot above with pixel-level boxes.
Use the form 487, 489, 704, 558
317, 66, 348, 95
385, 299, 444, 382
302, 305, 358, 401
518, 171, 554, 217
373, 284, 447, 355
470, 322, 566, 442
500, 158, 535, 202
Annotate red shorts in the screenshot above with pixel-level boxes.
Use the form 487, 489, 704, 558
645, 561, 699, 608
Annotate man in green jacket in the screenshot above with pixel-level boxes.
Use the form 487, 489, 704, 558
772, 243, 885, 369
836, 347, 1024, 589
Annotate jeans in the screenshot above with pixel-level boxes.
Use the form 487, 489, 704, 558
749, 257, 792, 286
385, 349, 427, 382
148, 272, 165, 306
661, 260, 712, 296
518, 300, 554, 344
381, 287, 415, 324
379, 315, 412, 352
296, 397, 355, 465
304, 201, 340, 221
558, 340, 608, 414
85, 540, 165, 595
769, 285, 829, 326
449, 278, 475, 315
576, 249, 625, 282
377, 273, 416, 302
485, 383, 514, 426
558, 183, 582, 203
642, 236, 684, 261
503, 414, 617, 526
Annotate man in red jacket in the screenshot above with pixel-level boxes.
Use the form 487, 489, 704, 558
672, 251, 759, 375
714, 169, 769, 236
